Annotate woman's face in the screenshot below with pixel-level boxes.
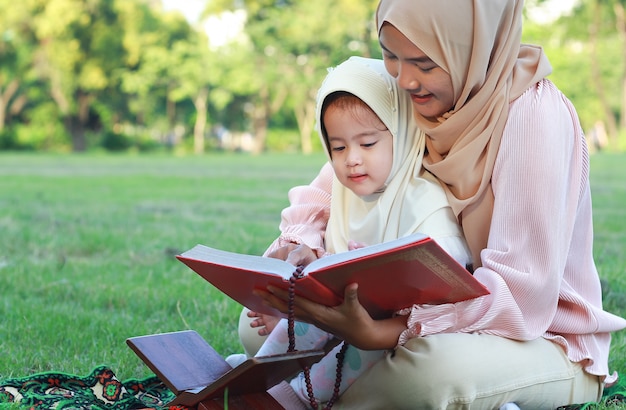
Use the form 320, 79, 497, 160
379, 23, 455, 121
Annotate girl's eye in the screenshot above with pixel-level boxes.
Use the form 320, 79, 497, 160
362, 141, 377, 148
331, 146, 345, 152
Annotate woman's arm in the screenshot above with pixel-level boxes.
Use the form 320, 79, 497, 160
400, 80, 591, 341
255, 283, 409, 350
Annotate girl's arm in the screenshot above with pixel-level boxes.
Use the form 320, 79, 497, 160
263, 162, 333, 259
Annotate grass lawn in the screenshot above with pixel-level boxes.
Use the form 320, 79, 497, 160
0, 151, 624, 395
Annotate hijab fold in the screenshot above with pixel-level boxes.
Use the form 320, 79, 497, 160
377, 0, 552, 267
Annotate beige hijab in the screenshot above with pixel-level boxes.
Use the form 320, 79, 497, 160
316, 57, 453, 254
377, 0, 552, 267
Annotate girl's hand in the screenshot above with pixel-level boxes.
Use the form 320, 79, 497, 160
267, 243, 319, 268
246, 310, 280, 336
348, 240, 368, 250
265, 243, 300, 261
254, 283, 407, 350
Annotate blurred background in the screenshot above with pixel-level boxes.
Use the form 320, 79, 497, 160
0, 0, 624, 155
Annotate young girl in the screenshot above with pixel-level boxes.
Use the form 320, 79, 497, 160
257, 1, 626, 408
251, 56, 471, 408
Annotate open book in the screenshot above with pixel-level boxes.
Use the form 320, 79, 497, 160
177, 232, 489, 319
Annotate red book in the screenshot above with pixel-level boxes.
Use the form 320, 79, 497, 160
177, 233, 489, 319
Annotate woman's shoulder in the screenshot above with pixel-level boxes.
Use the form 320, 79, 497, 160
507, 79, 576, 131
513, 78, 562, 106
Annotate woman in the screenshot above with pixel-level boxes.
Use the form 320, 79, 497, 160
255, 0, 626, 408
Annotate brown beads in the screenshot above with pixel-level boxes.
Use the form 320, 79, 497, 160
287, 267, 346, 410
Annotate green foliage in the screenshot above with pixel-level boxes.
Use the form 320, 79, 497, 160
15, 102, 68, 151
265, 127, 300, 152
100, 130, 132, 151
1, 0, 626, 152
523, 0, 626, 148
0, 129, 17, 150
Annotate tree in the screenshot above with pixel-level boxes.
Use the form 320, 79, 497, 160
168, 34, 223, 154
118, 4, 195, 145
27, 0, 129, 151
533, 0, 626, 149
204, 0, 378, 154
0, 1, 36, 133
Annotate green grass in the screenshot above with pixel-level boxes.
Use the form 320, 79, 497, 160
0, 151, 624, 399
0, 152, 327, 381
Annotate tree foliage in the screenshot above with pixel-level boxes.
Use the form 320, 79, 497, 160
0, 0, 625, 152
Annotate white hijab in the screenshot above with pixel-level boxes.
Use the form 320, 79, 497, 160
317, 57, 453, 254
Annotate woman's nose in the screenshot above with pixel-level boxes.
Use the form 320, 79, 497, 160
397, 65, 418, 91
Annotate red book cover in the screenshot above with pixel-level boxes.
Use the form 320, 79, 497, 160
177, 233, 489, 319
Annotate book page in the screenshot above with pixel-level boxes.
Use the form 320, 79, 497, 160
303, 232, 429, 275
180, 245, 296, 279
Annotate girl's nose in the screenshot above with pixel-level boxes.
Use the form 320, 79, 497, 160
345, 150, 362, 166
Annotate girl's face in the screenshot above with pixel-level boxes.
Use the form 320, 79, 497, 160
324, 103, 393, 197
379, 23, 455, 121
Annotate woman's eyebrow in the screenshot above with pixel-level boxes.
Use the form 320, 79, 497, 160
379, 42, 432, 64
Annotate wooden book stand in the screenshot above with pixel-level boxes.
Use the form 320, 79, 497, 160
126, 330, 324, 409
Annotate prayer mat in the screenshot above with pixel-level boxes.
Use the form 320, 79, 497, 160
0, 365, 186, 409
0, 364, 625, 409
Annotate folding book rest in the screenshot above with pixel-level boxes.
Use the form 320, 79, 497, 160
126, 330, 324, 409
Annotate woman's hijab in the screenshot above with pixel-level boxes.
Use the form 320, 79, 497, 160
377, 0, 552, 266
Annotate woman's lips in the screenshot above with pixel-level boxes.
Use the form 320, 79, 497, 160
411, 93, 433, 104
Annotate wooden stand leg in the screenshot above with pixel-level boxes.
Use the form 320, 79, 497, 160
196, 392, 284, 410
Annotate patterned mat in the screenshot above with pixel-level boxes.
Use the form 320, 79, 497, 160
0, 365, 624, 409
0, 365, 186, 409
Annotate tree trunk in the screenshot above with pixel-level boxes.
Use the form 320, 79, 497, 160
294, 96, 316, 155
65, 115, 87, 152
167, 84, 176, 132
290, 63, 317, 154
0, 78, 20, 131
193, 88, 209, 154
250, 85, 270, 155
68, 92, 92, 152
252, 115, 268, 155
614, 2, 626, 133
589, 0, 619, 146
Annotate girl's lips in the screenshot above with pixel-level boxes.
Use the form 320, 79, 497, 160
349, 174, 368, 183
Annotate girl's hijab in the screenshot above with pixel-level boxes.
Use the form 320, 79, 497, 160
316, 57, 454, 254
377, 0, 552, 267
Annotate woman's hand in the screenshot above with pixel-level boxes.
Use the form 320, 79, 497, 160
254, 283, 407, 350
